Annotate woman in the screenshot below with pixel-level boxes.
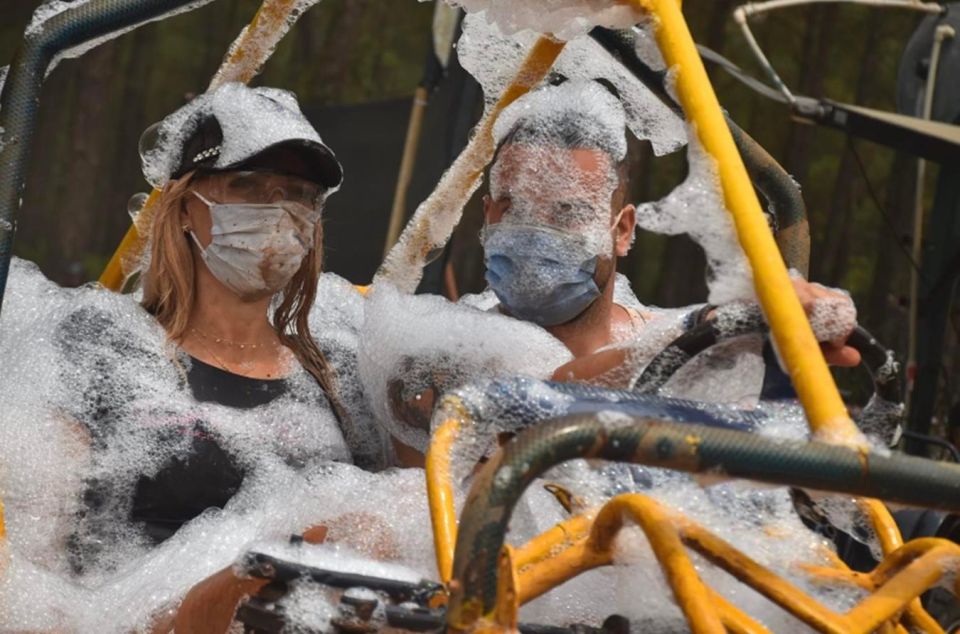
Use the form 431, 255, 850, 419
49, 83, 389, 630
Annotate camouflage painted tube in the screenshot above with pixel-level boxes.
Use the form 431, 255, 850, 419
447, 414, 960, 627
0, 0, 215, 316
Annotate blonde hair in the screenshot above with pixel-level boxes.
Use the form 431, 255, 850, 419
140, 171, 349, 425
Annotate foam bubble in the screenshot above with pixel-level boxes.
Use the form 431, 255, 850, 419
141, 83, 335, 191
0, 260, 413, 631
458, 13, 685, 156
636, 125, 755, 305
358, 283, 571, 451
440, 0, 644, 41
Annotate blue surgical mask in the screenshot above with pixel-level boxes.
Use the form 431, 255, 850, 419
482, 223, 601, 327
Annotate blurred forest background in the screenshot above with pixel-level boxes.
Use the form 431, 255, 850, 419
0, 0, 957, 438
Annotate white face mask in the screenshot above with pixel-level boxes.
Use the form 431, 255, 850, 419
189, 190, 316, 300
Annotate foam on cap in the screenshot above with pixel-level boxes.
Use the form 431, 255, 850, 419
493, 80, 629, 161
440, 0, 643, 40
459, 13, 685, 157
486, 80, 631, 256
141, 83, 332, 189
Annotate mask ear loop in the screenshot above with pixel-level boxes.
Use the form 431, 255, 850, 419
185, 189, 215, 255
190, 189, 217, 207
609, 208, 627, 231
187, 230, 207, 254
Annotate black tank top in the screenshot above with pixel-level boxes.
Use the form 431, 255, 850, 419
56, 305, 377, 575
128, 357, 290, 545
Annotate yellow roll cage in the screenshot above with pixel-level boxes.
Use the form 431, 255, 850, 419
79, 0, 958, 632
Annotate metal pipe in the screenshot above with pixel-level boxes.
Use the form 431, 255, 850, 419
733, 6, 796, 105
726, 121, 811, 274
447, 413, 960, 626
383, 85, 430, 259
739, 0, 943, 17
0, 0, 218, 313
733, 1, 945, 116
907, 23, 955, 409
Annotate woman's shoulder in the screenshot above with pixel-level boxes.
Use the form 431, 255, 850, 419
55, 292, 166, 361
310, 273, 365, 336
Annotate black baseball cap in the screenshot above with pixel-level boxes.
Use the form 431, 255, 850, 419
142, 84, 343, 191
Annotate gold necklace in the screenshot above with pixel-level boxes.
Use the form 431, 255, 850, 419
193, 335, 237, 374
190, 331, 286, 378
191, 327, 276, 350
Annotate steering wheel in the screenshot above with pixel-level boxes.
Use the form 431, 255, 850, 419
633, 304, 903, 445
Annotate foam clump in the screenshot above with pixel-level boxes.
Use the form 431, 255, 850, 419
141, 83, 334, 190
0, 259, 432, 631
439, 0, 643, 41
358, 283, 571, 451
636, 126, 755, 305
310, 273, 393, 470
804, 283, 858, 343
458, 13, 685, 156
493, 79, 628, 161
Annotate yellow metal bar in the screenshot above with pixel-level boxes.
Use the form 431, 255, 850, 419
706, 587, 773, 634
627, 0, 907, 576
679, 519, 846, 633
902, 603, 947, 634
867, 538, 960, 586
858, 498, 903, 556
426, 413, 462, 585
516, 530, 608, 605
857, 498, 942, 630
508, 494, 954, 634
798, 563, 872, 591
98, 224, 140, 289
845, 543, 959, 632
98, 189, 160, 288
494, 545, 520, 630
628, 0, 854, 441
592, 495, 725, 633
513, 513, 593, 570
98, 0, 306, 290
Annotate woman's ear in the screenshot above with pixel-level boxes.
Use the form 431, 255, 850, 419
614, 204, 636, 257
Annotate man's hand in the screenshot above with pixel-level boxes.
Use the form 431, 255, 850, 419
791, 278, 861, 367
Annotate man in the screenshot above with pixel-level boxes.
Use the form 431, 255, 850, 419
473, 79, 859, 386
382, 79, 859, 461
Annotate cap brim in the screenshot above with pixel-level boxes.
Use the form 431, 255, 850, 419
232, 139, 343, 190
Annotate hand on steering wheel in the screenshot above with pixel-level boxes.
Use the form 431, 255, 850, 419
789, 277, 860, 367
